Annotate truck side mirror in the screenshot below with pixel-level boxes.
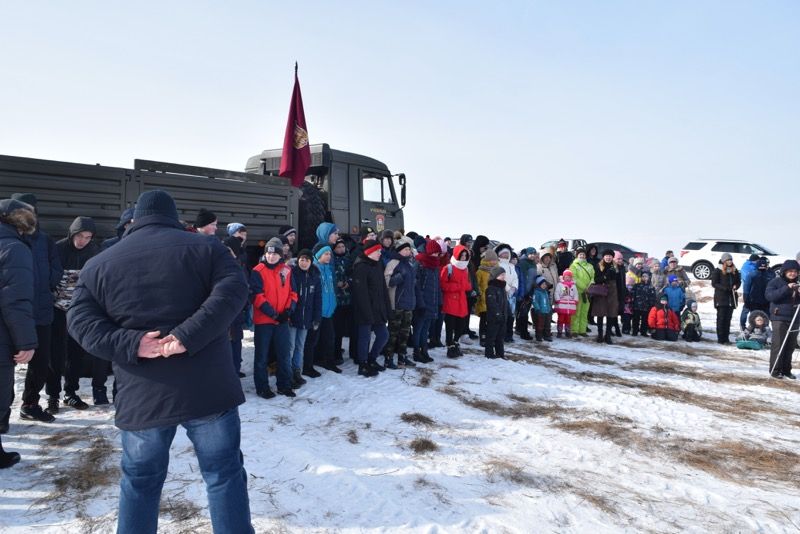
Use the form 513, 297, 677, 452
398, 173, 406, 207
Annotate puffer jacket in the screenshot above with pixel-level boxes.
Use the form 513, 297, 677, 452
765, 274, 800, 323
747, 269, 776, 309
740, 260, 758, 296
385, 252, 417, 311
26, 229, 62, 325
415, 260, 441, 320
680, 306, 702, 335
570, 259, 595, 295
333, 251, 352, 306
711, 267, 741, 308
316, 260, 337, 318
539, 260, 559, 299
484, 279, 509, 324
662, 285, 686, 313
474, 259, 494, 315
532, 287, 552, 314
632, 282, 657, 312
554, 280, 578, 315
351, 255, 391, 325
441, 245, 472, 317
0, 222, 38, 365
648, 305, 679, 331
741, 310, 770, 344
517, 257, 538, 297
289, 264, 322, 329
250, 261, 297, 325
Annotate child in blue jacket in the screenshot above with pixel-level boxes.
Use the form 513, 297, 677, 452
662, 275, 686, 315
532, 276, 553, 342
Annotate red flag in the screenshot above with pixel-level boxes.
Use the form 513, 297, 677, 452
279, 63, 311, 187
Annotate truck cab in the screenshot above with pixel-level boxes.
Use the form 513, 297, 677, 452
246, 144, 406, 247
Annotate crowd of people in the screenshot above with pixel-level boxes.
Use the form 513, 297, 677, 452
1, 189, 798, 532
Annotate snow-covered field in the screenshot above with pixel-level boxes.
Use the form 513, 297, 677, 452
2, 280, 799, 533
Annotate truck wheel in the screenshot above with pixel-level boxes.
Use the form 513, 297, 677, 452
298, 182, 328, 250
692, 261, 713, 280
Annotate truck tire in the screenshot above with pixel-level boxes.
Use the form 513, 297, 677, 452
298, 182, 328, 250
692, 261, 713, 280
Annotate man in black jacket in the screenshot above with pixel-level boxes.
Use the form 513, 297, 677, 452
11, 194, 62, 424
67, 190, 253, 534
0, 198, 38, 469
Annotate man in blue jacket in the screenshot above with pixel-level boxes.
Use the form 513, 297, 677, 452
0, 198, 38, 469
67, 190, 253, 534
740, 253, 760, 331
11, 194, 62, 424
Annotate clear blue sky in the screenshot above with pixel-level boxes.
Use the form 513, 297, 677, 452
1, 1, 797, 257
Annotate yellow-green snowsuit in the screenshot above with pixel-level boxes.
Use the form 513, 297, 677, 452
569, 258, 595, 334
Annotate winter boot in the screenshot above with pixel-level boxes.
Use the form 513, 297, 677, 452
322, 362, 343, 373
446, 345, 460, 358
412, 348, 425, 363
20, 404, 55, 423
0, 438, 21, 469
519, 330, 533, 341
302, 367, 322, 378
277, 388, 297, 398
257, 388, 276, 400
596, 324, 604, 343
565, 328, 572, 339
358, 363, 379, 377
605, 329, 614, 345
398, 353, 413, 367
614, 324, 622, 337
421, 347, 434, 363
46, 397, 59, 415
369, 359, 386, 372
292, 369, 307, 388
455, 342, 464, 357
468, 329, 479, 340
93, 387, 109, 406
64, 394, 89, 410
384, 355, 398, 370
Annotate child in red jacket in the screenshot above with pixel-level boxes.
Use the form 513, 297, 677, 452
440, 245, 473, 358
648, 295, 680, 341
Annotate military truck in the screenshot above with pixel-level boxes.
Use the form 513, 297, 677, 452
0, 143, 406, 255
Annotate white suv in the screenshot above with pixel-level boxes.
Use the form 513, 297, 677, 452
678, 239, 791, 280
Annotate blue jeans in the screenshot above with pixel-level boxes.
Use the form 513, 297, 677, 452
357, 323, 389, 364
412, 315, 433, 350
254, 322, 291, 393
117, 408, 253, 534
287, 326, 308, 372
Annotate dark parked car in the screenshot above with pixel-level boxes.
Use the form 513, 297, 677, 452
587, 242, 648, 264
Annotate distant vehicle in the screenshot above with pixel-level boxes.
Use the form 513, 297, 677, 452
540, 238, 587, 253
587, 242, 648, 264
678, 239, 790, 280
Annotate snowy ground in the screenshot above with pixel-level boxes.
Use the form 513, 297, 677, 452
1, 280, 799, 533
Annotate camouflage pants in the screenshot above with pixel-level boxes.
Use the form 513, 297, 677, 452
383, 310, 413, 357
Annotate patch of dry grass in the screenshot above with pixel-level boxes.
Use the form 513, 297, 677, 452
160, 496, 203, 522
38, 436, 118, 513
346, 429, 359, 444
416, 367, 434, 387
409, 437, 439, 454
668, 439, 800, 487
439, 385, 567, 420
400, 412, 438, 428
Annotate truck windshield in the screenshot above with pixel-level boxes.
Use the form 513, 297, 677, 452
362, 173, 395, 204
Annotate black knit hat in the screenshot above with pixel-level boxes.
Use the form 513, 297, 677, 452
133, 190, 178, 221
601, 249, 615, 258
278, 225, 297, 237
297, 248, 313, 260
195, 208, 217, 229
360, 226, 376, 238
11, 193, 37, 207
0, 198, 35, 217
